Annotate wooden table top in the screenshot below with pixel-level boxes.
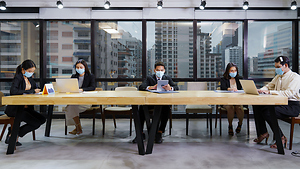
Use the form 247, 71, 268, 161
1, 91, 150, 105
2, 91, 288, 106
145, 91, 288, 105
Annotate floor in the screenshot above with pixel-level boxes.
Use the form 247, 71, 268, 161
0, 118, 300, 169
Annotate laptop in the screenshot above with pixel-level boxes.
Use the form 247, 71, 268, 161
240, 80, 260, 95
55, 79, 80, 93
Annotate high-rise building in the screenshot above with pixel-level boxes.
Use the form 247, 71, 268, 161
0, 22, 39, 95
225, 46, 242, 69
154, 21, 190, 78
220, 23, 239, 69
197, 29, 221, 89
251, 23, 292, 78
147, 44, 156, 75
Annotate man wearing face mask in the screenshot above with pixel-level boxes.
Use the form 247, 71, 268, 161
253, 56, 300, 149
132, 62, 179, 144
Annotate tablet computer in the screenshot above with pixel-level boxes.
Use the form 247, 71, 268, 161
157, 80, 169, 91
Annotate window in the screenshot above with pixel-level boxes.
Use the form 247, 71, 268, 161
62, 69, 73, 74
62, 57, 73, 62
52, 68, 58, 74
46, 21, 91, 78
62, 44, 73, 50
49, 55, 58, 63
95, 21, 142, 78
48, 30, 58, 40
78, 31, 89, 37
248, 21, 292, 78
78, 44, 89, 50
0, 21, 40, 79
62, 31, 73, 37
197, 21, 243, 83
147, 21, 193, 78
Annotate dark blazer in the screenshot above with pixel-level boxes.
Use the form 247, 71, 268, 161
71, 73, 96, 91
220, 76, 243, 90
139, 74, 179, 91
5, 73, 38, 117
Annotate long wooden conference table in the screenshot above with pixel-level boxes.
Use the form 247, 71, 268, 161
2, 91, 288, 155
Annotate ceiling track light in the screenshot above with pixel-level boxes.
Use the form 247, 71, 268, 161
33, 22, 40, 28
199, 0, 206, 10
291, 1, 297, 10
104, 1, 111, 9
56, 1, 63, 9
243, 1, 249, 10
157, 0, 163, 10
0, 1, 6, 10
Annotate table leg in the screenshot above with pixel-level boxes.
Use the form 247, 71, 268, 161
6, 105, 23, 155
268, 105, 284, 155
209, 112, 212, 137
143, 106, 151, 132
45, 105, 54, 137
132, 105, 145, 155
146, 105, 162, 154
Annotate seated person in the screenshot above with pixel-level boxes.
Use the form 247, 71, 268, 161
220, 62, 244, 136
5, 59, 46, 146
253, 56, 300, 148
65, 59, 96, 135
133, 61, 178, 144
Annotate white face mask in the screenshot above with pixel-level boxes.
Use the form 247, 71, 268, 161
156, 71, 164, 78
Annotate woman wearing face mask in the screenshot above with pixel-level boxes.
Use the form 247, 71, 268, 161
220, 63, 244, 136
64, 59, 95, 135
4, 60, 46, 146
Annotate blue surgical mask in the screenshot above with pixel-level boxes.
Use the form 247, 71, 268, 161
76, 68, 85, 75
23, 71, 33, 78
229, 72, 237, 78
156, 71, 164, 78
275, 68, 284, 76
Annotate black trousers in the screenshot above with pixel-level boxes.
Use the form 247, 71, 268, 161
253, 101, 300, 138
138, 105, 170, 133
17, 108, 46, 137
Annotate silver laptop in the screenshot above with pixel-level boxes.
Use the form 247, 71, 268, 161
55, 79, 80, 93
240, 80, 260, 95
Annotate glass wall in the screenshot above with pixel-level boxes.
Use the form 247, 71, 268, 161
0, 19, 299, 114
0, 21, 40, 78
248, 21, 292, 79
197, 21, 243, 90
147, 21, 193, 78
46, 21, 91, 78
95, 21, 142, 79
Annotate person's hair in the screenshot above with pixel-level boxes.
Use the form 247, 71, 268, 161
274, 56, 290, 67
75, 59, 90, 75
154, 61, 165, 69
223, 62, 239, 79
15, 59, 36, 77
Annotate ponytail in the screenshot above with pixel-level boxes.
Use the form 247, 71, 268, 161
14, 65, 23, 77
14, 60, 36, 77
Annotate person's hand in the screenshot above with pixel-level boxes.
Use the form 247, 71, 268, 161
162, 84, 171, 91
35, 89, 41, 93
257, 89, 270, 94
149, 84, 157, 90
79, 89, 83, 92
228, 88, 237, 92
